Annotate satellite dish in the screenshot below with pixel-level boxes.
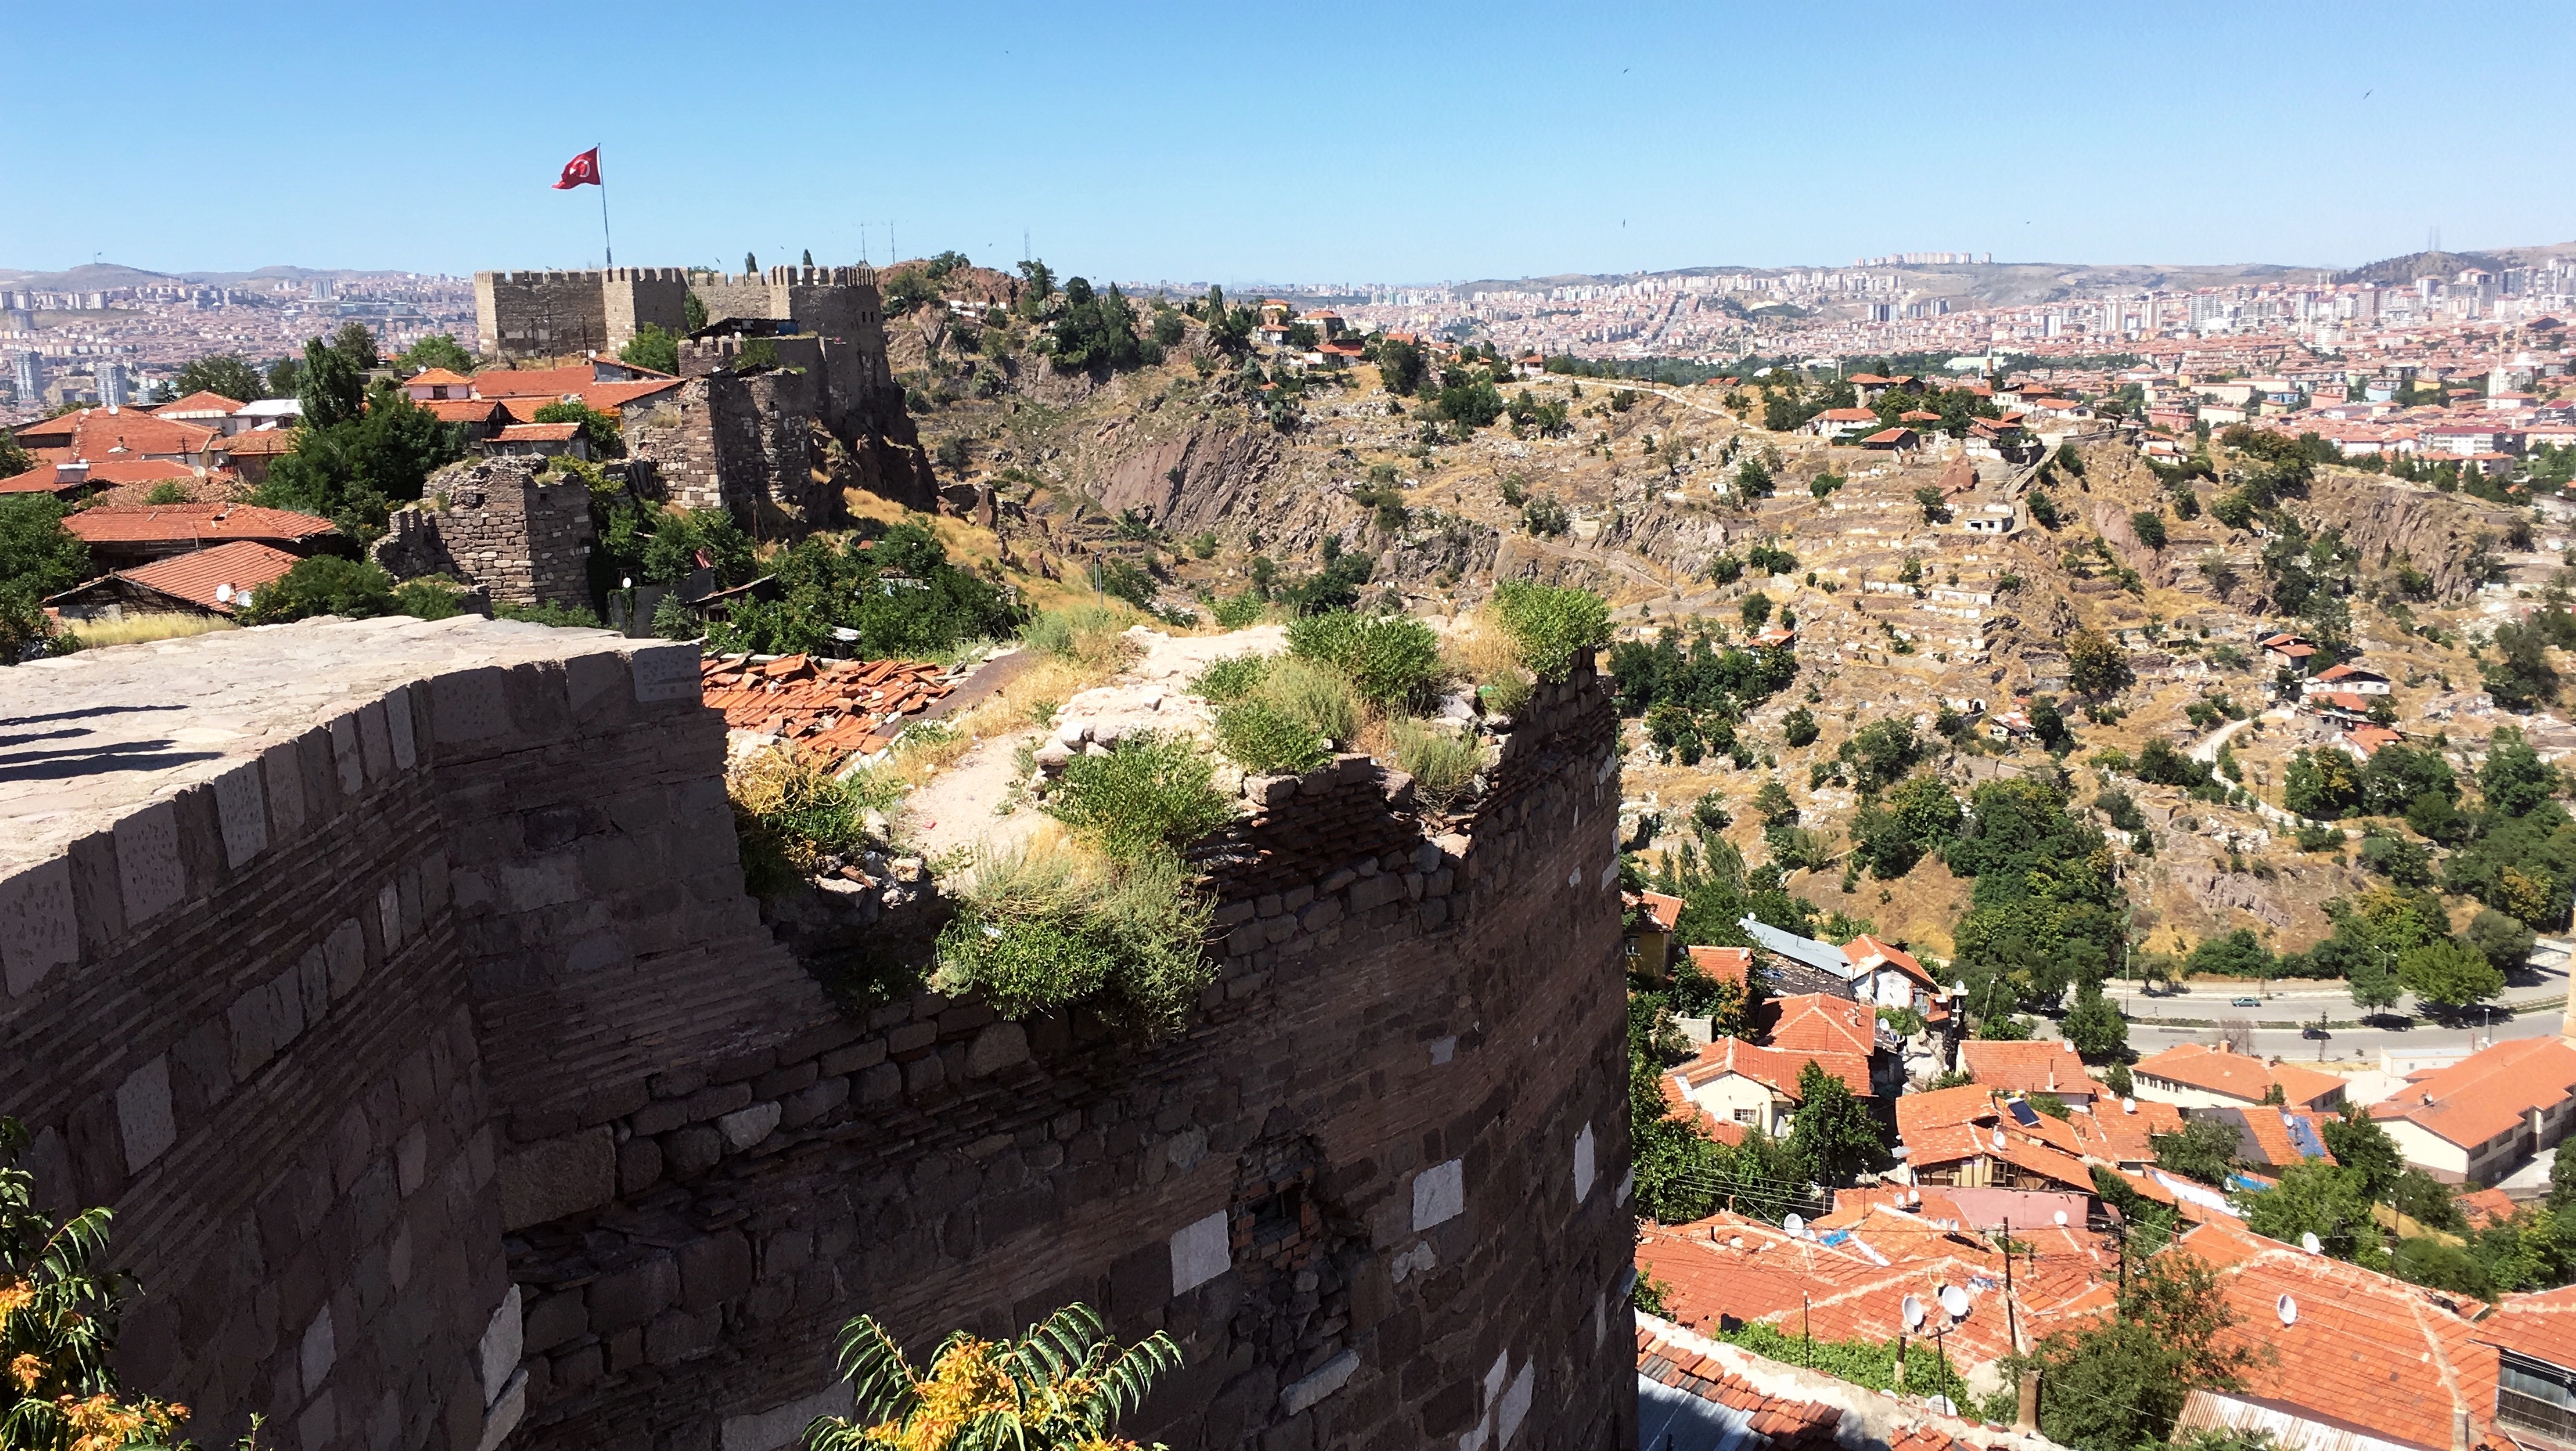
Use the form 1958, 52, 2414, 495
2053, 1210, 2069, 1226
1784, 1214, 1806, 1236
2122, 1097, 2137, 1115
1902, 1295, 1927, 1331
2277, 1294, 2298, 1326
1992, 1128, 2007, 1151
2301, 1232, 2323, 1255
1938, 1284, 1971, 1320
1731, 1236, 1745, 1249
1927, 1396, 1958, 1416
1909, 1189, 1922, 1206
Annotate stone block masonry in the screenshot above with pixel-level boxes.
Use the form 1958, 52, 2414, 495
372, 458, 596, 610
0, 620, 1634, 1451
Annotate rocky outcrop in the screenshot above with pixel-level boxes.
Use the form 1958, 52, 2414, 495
1093, 420, 1290, 537
2291, 471, 2521, 601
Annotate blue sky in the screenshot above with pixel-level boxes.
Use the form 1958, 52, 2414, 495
8, 1, 2574, 285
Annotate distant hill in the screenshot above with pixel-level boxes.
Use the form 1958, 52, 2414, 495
0, 261, 442, 291
2334, 249, 2509, 285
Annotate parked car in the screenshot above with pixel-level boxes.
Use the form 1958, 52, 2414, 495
2231, 996, 2260, 1007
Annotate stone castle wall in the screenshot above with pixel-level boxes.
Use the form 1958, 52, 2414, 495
0, 621, 1634, 1451
620, 370, 827, 529
371, 458, 597, 609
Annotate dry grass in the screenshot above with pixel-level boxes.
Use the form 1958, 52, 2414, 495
1441, 609, 1533, 714
884, 642, 1133, 789
63, 613, 239, 648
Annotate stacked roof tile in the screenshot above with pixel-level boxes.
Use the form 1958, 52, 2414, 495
698, 654, 957, 764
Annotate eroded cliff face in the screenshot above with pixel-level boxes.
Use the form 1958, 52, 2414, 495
2291, 472, 2522, 601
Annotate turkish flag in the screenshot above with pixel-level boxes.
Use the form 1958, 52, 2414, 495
552, 147, 602, 189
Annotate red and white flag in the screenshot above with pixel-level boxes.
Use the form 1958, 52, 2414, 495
552, 147, 602, 189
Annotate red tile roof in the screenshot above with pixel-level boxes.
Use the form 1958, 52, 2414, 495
2366, 1036, 2576, 1151
1765, 993, 1877, 1059
152, 390, 246, 417
467, 366, 595, 399
213, 429, 298, 458
11, 407, 217, 459
62, 503, 337, 547
1687, 945, 1752, 987
1634, 890, 1684, 932
404, 368, 474, 388
0, 457, 197, 496
2181, 1221, 2496, 1451
496, 422, 582, 442
699, 654, 958, 765
582, 378, 686, 413
2133, 1043, 2346, 1109
109, 540, 303, 613
1958, 1040, 2089, 1097
1670, 1036, 1873, 1102
419, 399, 507, 425
2479, 1282, 2576, 1370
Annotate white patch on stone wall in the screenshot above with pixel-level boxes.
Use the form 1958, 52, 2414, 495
1616, 1165, 1634, 1207
1565, 869, 1580, 888
717, 1101, 782, 1152
300, 1305, 336, 1396
631, 644, 702, 703
378, 881, 404, 951
476, 1286, 521, 1404
1412, 1158, 1463, 1231
212, 761, 269, 869
385, 685, 418, 768
1597, 859, 1617, 889
472, 1370, 526, 1451
328, 713, 364, 795
115, 1056, 175, 1173
1574, 1123, 1597, 1205
1389, 1240, 1438, 1283
1498, 1360, 1534, 1445
1169, 1209, 1231, 1295
1279, 1349, 1359, 1416
1430, 1036, 1457, 1066
114, 800, 183, 928
0, 858, 78, 998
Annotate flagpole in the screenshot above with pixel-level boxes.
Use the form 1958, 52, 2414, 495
597, 148, 613, 267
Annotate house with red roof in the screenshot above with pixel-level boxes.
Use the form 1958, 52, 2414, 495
150, 391, 255, 435
1844, 934, 1941, 1015
1805, 407, 1880, 440
2479, 1283, 2576, 1444
2130, 1043, 2347, 1114
2367, 1036, 2576, 1182
10, 406, 219, 467
1638, 1315, 2067, 1451
1626, 890, 1685, 981
1665, 1036, 1872, 1139
0, 457, 202, 499
44, 540, 303, 621
61, 503, 342, 572
2304, 663, 2391, 696
2260, 632, 2318, 674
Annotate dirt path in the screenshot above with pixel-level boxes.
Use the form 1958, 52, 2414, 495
898, 624, 1289, 866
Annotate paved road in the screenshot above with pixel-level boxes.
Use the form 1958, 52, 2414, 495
2124, 1002, 2555, 1064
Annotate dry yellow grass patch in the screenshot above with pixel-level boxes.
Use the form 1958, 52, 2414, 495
63, 613, 239, 648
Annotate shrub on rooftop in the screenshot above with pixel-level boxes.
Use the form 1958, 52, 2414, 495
1286, 610, 1443, 708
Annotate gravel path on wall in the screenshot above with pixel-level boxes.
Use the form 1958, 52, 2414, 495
900, 624, 1290, 866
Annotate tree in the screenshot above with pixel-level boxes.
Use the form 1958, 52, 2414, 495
395, 334, 474, 375
2244, 1161, 2379, 1262
1915, 485, 1951, 524
805, 1302, 1177, 1451
618, 323, 680, 374
2022, 1252, 2267, 1451
1789, 1060, 1889, 1185
170, 352, 265, 403
0, 1117, 195, 1451
297, 336, 366, 431
2467, 907, 2536, 972
2062, 987, 2128, 1061
1783, 706, 1819, 747
2321, 1108, 2406, 1200
2066, 627, 2134, 696
328, 321, 379, 372
2485, 621, 2561, 710
2348, 946, 2402, 1013
264, 354, 303, 399
2481, 727, 2561, 817
2130, 510, 2168, 550
0, 495, 89, 664
2150, 1119, 2240, 1186
532, 401, 625, 458
1740, 591, 1773, 629
2397, 938, 2505, 1011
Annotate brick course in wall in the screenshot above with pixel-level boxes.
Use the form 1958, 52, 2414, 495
0, 621, 1634, 1451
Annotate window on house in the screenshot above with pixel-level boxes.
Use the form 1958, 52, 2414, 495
1735, 1108, 1758, 1124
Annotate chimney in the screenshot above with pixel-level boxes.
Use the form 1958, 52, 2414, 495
2017, 1370, 2042, 1433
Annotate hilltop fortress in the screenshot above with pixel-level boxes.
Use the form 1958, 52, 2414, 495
0, 619, 1637, 1450
471, 264, 936, 521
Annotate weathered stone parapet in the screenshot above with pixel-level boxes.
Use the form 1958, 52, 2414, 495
372, 458, 597, 610
0, 627, 1634, 1451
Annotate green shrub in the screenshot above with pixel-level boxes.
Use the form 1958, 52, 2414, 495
1215, 698, 1329, 775
1211, 591, 1268, 629
1045, 731, 1234, 863
1481, 672, 1533, 719
1490, 580, 1610, 681
239, 555, 398, 624
1190, 654, 1271, 704
390, 575, 469, 620
1391, 719, 1482, 813
1258, 656, 1360, 746
1286, 611, 1443, 706
495, 600, 604, 629
933, 846, 1214, 1040
651, 593, 701, 639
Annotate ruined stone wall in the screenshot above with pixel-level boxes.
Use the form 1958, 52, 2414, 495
0, 623, 1632, 1451
621, 372, 825, 529
372, 459, 597, 609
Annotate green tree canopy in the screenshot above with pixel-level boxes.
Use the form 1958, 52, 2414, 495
170, 352, 267, 403
1788, 1059, 1889, 1185
395, 334, 474, 375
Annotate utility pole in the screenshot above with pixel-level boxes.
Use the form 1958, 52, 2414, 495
1803, 1293, 1812, 1368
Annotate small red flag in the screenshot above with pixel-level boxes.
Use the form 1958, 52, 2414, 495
552, 147, 602, 189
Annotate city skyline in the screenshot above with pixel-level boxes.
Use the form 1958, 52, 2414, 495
6, 1, 2575, 285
